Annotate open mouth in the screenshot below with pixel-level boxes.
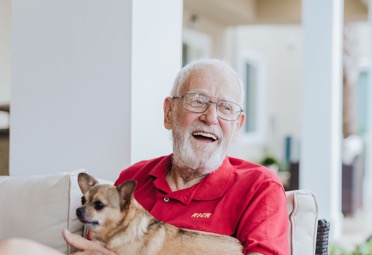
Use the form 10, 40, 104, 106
78, 218, 99, 226
192, 131, 218, 142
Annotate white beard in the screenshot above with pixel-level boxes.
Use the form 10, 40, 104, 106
171, 121, 231, 175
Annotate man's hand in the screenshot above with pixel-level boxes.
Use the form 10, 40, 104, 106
62, 229, 114, 255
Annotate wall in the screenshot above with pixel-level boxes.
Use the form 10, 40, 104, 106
183, 9, 230, 61
232, 25, 304, 164
9, 0, 180, 180
131, 0, 182, 163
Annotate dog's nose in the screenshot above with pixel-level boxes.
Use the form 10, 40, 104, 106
76, 207, 84, 218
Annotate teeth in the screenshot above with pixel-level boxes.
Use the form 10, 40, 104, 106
192, 132, 217, 141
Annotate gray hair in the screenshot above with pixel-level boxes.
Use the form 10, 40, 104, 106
170, 59, 245, 106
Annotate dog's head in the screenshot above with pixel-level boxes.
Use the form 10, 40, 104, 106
76, 173, 137, 236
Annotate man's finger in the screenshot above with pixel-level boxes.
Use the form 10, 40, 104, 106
62, 229, 114, 255
62, 229, 96, 250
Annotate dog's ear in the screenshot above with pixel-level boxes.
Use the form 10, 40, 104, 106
78, 172, 99, 194
118, 180, 137, 210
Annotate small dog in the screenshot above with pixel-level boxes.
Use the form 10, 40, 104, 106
76, 172, 244, 255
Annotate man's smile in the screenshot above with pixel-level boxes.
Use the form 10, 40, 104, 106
192, 131, 218, 142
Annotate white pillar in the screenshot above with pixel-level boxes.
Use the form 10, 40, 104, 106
301, 0, 344, 240
366, 0, 372, 199
10, 0, 182, 181
0, 0, 11, 104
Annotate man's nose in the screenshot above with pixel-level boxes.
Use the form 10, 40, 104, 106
200, 102, 219, 125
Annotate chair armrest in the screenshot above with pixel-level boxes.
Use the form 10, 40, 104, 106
286, 190, 318, 255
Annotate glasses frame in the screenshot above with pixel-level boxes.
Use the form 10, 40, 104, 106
172, 92, 243, 121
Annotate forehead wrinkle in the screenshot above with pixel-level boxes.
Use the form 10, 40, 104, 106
186, 69, 241, 103
186, 88, 238, 104
186, 88, 208, 97
171, 59, 244, 106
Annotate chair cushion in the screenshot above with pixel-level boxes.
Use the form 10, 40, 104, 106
286, 190, 319, 255
0, 170, 86, 254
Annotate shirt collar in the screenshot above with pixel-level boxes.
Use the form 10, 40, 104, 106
149, 155, 234, 205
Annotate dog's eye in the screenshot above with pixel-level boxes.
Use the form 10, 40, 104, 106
94, 201, 105, 210
81, 196, 86, 205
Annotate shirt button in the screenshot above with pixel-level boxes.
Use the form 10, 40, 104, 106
163, 197, 169, 202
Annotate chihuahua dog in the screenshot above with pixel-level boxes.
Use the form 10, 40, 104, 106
76, 172, 244, 255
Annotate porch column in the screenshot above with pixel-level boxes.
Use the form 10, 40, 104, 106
301, 0, 344, 240
366, 0, 372, 201
10, 0, 182, 180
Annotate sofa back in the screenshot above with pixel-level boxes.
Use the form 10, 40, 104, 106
0, 170, 319, 255
0, 170, 86, 254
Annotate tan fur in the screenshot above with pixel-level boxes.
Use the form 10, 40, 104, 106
77, 173, 244, 255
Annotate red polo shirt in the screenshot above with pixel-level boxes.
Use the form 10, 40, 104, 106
114, 154, 289, 255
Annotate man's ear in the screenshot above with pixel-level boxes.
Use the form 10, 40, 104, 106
232, 113, 245, 142
237, 113, 245, 129
163, 97, 173, 130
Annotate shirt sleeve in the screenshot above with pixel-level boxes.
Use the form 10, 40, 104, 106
237, 179, 289, 255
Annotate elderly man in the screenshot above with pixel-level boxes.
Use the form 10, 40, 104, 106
0, 59, 289, 255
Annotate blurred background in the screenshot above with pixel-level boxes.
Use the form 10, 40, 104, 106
1, 0, 371, 253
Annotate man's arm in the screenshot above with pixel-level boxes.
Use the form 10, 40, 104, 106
236, 178, 289, 254
63, 229, 264, 255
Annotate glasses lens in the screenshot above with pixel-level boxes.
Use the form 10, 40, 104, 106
183, 93, 209, 112
181, 93, 242, 121
217, 101, 241, 121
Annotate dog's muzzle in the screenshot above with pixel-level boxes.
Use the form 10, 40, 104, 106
76, 207, 85, 219
76, 207, 99, 226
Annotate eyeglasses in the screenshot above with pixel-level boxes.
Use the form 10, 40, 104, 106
172, 92, 243, 121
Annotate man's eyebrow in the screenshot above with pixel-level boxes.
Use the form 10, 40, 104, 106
187, 89, 236, 103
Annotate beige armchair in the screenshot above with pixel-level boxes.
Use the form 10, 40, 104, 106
0, 170, 329, 254
286, 190, 330, 255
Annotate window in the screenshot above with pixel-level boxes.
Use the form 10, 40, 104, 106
239, 51, 265, 144
182, 28, 211, 66
244, 62, 258, 133
358, 70, 369, 135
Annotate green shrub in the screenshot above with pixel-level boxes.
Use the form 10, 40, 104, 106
260, 156, 279, 166
330, 239, 372, 255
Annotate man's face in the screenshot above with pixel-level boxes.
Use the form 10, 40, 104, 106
164, 66, 245, 174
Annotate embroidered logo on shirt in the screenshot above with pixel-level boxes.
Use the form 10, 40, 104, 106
191, 213, 212, 218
